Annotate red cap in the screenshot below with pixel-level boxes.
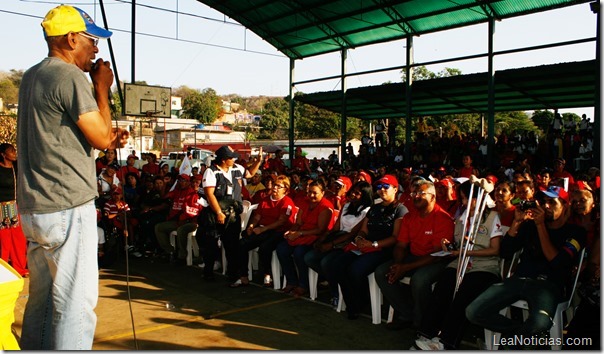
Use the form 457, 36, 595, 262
485, 175, 498, 185
358, 170, 372, 185
436, 178, 454, 189
336, 176, 352, 192
375, 174, 398, 189
178, 174, 191, 181
193, 174, 203, 181
112, 187, 122, 195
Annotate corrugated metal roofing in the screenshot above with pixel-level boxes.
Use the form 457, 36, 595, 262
196, 0, 592, 59
295, 60, 597, 119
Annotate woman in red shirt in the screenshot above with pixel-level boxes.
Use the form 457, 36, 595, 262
277, 180, 334, 297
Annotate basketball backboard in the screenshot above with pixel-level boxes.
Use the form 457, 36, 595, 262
123, 83, 171, 118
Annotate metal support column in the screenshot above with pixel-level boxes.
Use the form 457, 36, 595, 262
404, 36, 414, 165
592, 1, 601, 164
340, 49, 348, 164
288, 58, 295, 164
131, 0, 136, 83
487, 17, 496, 169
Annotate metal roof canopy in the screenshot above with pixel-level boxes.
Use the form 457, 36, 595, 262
295, 60, 598, 119
196, 0, 592, 60
196, 0, 599, 165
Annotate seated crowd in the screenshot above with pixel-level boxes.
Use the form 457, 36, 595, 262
94, 143, 600, 350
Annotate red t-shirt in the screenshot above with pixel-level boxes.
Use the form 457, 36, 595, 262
289, 197, 334, 246
256, 195, 297, 232
397, 203, 454, 256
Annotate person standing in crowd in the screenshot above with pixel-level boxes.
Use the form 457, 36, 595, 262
197, 145, 262, 281
17, 5, 128, 349
0, 143, 28, 277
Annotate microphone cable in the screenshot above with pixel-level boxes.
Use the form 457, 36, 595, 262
98, 0, 139, 349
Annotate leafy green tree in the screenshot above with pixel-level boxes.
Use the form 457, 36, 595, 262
257, 96, 289, 139
181, 88, 223, 124
401, 65, 461, 81
531, 110, 553, 133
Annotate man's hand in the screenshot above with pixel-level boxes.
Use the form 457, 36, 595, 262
386, 263, 408, 284
109, 128, 130, 149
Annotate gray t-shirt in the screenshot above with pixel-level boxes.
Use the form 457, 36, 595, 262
17, 57, 100, 213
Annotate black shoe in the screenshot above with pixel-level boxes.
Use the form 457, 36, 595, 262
386, 319, 412, 331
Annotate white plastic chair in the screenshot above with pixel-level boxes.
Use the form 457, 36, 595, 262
336, 272, 383, 324
169, 229, 200, 266
485, 248, 586, 350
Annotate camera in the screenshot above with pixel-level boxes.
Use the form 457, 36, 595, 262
519, 200, 537, 211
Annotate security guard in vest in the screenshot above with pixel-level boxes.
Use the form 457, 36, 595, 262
198, 145, 263, 281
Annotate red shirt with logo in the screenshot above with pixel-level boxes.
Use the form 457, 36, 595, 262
397, 203, 454, 256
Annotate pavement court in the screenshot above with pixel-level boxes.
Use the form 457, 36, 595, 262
11, 253, 484, 350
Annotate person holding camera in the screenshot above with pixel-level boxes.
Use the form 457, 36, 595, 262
466, 186, 586, 342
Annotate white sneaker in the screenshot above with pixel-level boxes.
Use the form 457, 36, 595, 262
415, 336, 444, 351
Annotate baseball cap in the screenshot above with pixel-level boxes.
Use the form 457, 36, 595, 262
178, 174, 191, 181
485, 175, 498, 185
358, 170, 372, 185
375, 174, 398, 189
112, 187, 122, 195
215, 145, 240, 160
540, 185, 569, 203
436, 178, 454, 189
41, 5, 113, 38
553, 157, 566, 165
193, 174, 203, 181
335, 176, 352, 192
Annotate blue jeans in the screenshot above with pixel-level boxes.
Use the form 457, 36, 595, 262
375, 257, 448, 327
305, 248, 346, 298
323, 249, 391, 315
20, 200, 99, 350
466, 277, 562, 337
276, 240, 312, 289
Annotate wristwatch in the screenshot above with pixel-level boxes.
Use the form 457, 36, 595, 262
372, 241, 379, 248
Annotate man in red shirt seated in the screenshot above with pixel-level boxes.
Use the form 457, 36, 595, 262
375, 179, 455, 329
154, 174, 201, 265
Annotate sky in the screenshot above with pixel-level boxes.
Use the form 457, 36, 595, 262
0, 0, 599, 119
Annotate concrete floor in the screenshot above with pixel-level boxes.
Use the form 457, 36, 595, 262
11, 254, 483, 350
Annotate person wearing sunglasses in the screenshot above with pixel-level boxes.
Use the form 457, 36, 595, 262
324, 174, 409, 320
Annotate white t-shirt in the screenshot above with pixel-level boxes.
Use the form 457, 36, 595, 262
339, 202, 371, 232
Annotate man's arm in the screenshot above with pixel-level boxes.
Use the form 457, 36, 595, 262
76, 59, 128, 150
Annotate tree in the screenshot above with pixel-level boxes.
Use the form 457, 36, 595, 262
181, 88, 224, 124
401, 65, 462, 82
0, 114, 17, 145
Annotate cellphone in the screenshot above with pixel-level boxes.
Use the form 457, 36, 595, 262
519, 200, 537, 211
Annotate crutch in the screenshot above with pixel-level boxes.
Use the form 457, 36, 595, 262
453, 176, 494, 299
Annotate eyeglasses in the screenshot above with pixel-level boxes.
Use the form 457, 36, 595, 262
376, 184, 391, 190
77, 32, 99, 47
411, 191, 434, 197
273, 184, 286, 189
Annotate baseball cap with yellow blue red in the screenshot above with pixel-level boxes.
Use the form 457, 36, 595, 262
41, 5, 112, 39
